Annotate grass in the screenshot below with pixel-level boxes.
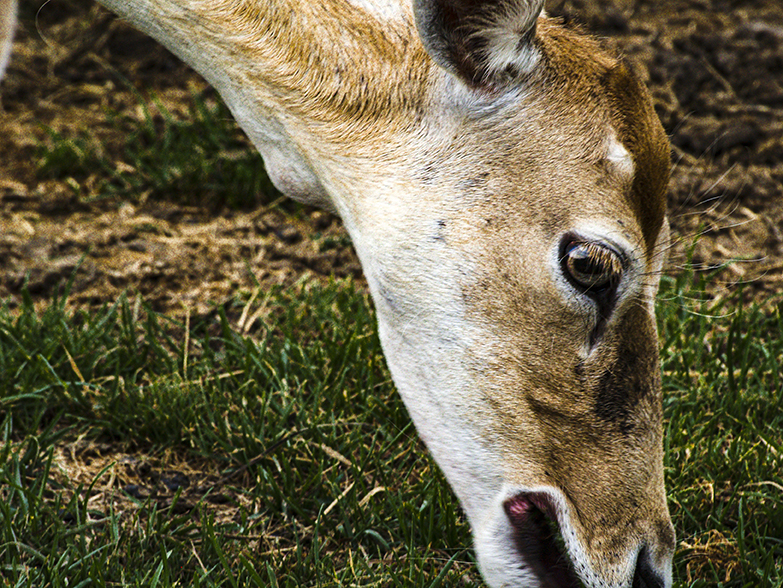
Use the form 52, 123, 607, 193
1, 269, 781, 587
659, 271, 783, 587
0, 278, 478, 587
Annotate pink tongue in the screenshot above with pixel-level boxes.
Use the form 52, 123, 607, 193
505, 494, 534, 525
504, 493, 582, 588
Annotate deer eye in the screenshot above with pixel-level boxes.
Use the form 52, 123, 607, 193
561, 240, 624, 295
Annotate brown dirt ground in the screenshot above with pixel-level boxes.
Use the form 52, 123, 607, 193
1, 0, 783, 316
0, 1, 781, 580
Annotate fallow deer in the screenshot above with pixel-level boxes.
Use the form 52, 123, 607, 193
0, 1, 676, 586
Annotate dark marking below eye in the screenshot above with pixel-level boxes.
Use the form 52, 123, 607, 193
593, 305, 660, 435
596, 365, 638, 436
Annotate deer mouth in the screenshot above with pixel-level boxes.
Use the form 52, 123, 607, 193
503, 492, 582, 588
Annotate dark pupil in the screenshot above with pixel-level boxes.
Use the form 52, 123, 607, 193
571, 253, 604, 278
565, 243, 616, 290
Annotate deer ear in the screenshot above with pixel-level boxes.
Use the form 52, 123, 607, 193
413, 0, 545, 87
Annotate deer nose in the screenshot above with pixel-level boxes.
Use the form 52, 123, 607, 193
632, 547, 665, 588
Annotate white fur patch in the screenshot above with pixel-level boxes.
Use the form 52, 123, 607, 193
606, 136, 635, 177
344, 0, 405, 21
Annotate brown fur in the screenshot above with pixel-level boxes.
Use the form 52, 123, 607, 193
207, 0, 432, 137
434, 16, 673, 577
603, 62, 671, 254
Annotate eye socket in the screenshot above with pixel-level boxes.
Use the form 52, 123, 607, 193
561, 239, 624, 295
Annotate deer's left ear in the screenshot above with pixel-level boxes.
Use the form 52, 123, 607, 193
413, 0, 545, 88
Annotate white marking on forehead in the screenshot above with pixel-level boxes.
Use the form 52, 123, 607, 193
344, 0, 406, 21
606, 136, 634, 177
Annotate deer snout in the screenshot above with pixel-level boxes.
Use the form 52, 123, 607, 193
631, 518, 676, 588
474, 485, 674, 588
632, 546, 667, 588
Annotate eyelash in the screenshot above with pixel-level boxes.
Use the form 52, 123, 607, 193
558, 234, 626, 345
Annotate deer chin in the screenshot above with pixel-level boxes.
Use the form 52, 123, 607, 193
503, 492, 582, 588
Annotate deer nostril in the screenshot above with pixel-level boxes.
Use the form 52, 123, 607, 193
632, 547, 665, 588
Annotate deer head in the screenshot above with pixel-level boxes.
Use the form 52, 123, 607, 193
14, 0, 676, 585
396, 2, 675, 587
